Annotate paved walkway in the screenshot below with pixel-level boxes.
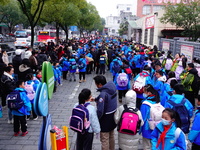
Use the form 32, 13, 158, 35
0, 70, 191, 150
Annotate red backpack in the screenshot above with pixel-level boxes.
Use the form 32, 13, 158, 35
117, 105, 141, 135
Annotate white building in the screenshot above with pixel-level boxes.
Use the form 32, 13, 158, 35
116, 4, 134, 16
105, 15, 120, 36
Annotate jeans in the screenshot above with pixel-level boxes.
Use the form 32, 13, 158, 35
69, 72, 76, 80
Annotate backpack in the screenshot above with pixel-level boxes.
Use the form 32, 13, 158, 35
125, 68, 132, 74
168, 98, 190, 133
69, 103, 90, 133
78, 60, 85, 70
165, 59, 173, 70
99, 56, 106, 64
142, 101, 165, 130
24, 81, 35, 101
7, 90, 24, 110
59, 58, 65, 67
117, 73, 129, 87
112, 60, 121, 73
132, 73, 149, 94
70, 60, 76, 70
139, 54, 145, 65
117, 105, 141, 135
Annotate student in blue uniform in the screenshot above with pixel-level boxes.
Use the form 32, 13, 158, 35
151, 108, 187, 150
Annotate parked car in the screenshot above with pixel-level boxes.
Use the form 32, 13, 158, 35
14, 38, 31, 49
0, 43, 14, 52
33, 41, 46, 50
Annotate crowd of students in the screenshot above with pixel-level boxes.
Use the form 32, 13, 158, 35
0, 36, 200, 149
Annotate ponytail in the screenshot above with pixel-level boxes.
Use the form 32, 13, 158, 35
144, 84, 160, 103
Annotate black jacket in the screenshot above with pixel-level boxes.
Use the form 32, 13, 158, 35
12, 55, 22, 74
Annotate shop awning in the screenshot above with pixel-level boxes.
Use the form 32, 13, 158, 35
128, 21, 142, 29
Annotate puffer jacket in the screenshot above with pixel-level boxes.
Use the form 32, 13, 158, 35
114, 90, 144, 150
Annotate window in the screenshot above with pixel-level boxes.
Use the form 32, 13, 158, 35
112, 29, 115, 33
142, 5, 151, 15
149, 28, 154, 45
153, 5, 164, 12
118, 20, 120, 24
144, 29, 148, 44
127, 7, 130, 11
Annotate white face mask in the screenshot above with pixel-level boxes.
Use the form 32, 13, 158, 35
161, 118, 171, 126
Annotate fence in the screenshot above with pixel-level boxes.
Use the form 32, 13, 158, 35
159, 38, 200, 63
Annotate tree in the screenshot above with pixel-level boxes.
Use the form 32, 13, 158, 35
118, 21, 128, 36
17, 0, 48, 46
0, 1, 24, 33
160, 1, 200, 41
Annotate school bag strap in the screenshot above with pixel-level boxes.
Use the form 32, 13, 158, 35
175, 127, 181, 143
168, 98, 186, 106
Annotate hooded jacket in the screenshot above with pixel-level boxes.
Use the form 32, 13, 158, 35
12, 55, 22, 74
37, 53, 48, 66
95, 81, 117, 132
18, 64, 33, 80
114, 90, 144, 150
11, 88, 32, 116
181, 68, 198, 92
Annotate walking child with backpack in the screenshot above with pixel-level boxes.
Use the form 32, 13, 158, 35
165, 84, 193, 134
9, 80, 32, 136
24, 73, 40, 120
99, 52, 107, 75
70, 89, 100, 150
140, 84, 164, 150
110, 56, 122, 81
151, 108, 187, 150
114, 70, 130, 103
78, 55, 87, 83
69, 56, 77, 82
189, 96, 200, 150
114, 90, 143, 150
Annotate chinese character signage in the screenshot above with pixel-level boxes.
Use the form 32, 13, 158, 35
180, 45, 194, 63
145, 15, 155, 29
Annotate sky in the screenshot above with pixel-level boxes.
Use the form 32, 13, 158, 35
86, 0, 137, 18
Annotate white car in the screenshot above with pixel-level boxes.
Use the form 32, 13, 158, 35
14, 38, 31, 48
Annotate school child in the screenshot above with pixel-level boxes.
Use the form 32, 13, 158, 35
52, 62, 59, 92
110, 56, 123, 81
140, 84, 161, 150
69, 56, 77, 82
114, 90, 144, 150
61, 55, 69, 80
151, 108, 187, 150
74, 89, 100, 150
99, 52, 107, 75
78, 55, 87, 83
163, 54, 173, 75
114, 69, 130, 103
175, 57, 187, 80
25, 73, 40, 120
188, 96, 200, 150
11, 80, 32, 136
36, 68, 42, 82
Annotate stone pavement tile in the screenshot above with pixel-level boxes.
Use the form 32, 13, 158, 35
5, 145, 23, 150
22, 145, 38, 150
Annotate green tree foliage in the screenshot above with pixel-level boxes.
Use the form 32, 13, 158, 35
17, 0, 48, 46
118, 22, 128, 36
77, 2, 102, 37
160, 1, 200, 41
0, 1, 25, 33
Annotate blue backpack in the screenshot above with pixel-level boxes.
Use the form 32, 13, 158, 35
112, 60, 121, 73
69, 103, 90, 133
78, 60, 85, 70
70, 60, 76, 70
6, 90, 24, 110
99, 56, 106, 64
168, 98, 190, 133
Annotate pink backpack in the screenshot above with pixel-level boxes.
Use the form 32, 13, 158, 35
24, 81, 35, 101
117, 105, 141, 135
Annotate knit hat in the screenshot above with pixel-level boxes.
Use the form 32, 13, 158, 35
15, 49, 22, 55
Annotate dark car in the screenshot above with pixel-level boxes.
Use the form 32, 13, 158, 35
0, 43, 14, 52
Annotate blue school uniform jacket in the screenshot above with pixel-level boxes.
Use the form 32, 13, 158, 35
78, 58, 87, 72
11, 88, 32, 116
140, 96, 157, 139
188, 109, 200, 145
151, 122, 187, 150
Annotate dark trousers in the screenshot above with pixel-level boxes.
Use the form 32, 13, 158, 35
1, 94, 6, 107
184, 91, 195, 107
136, 97, 143, 109
99, 64, 106, 75
63, 71, 68, 80
118, 90, 128, 99
95, 64, 100, 74
79, 72, 85, 80
13, 115, 27, 132
192, 143, 200, 150
76, 132, 94, 150
27, 103, 37, 119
